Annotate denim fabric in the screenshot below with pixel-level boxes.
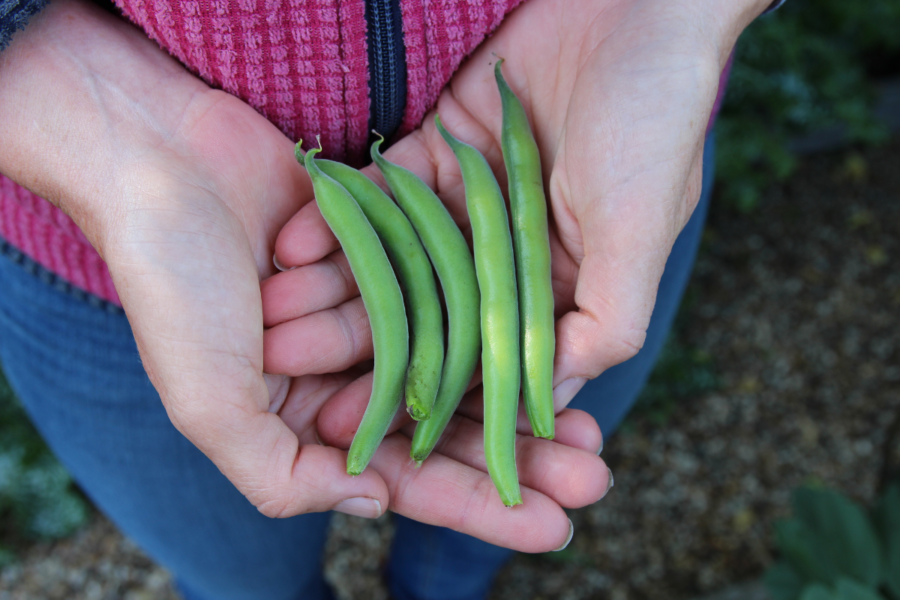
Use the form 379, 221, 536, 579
0, 136, 713, 600
0, 0, 50, 52
0, 245, 332, 600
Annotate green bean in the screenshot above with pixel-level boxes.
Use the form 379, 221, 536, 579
369, 137, 481, 465
295, 149, 444, 421
495, 59, 555, 440
299, 141, 409, 476
435, 115, 522, 507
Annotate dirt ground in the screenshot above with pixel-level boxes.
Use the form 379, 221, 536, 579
1, 137, 898, 600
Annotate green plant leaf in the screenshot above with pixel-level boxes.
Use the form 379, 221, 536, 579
833, 577, 885, 600
775, 518, 834, 584
766, 561, 807, 600
789, 487, 883, 587
800, 584, 837, 600
0, 544, 16, 567
873, 483, 900, 597
1, 368, 91, 543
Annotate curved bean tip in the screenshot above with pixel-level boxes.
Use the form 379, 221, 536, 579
294, 140, 305, 165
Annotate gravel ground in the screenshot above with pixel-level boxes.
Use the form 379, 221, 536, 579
1, 138, 898, 599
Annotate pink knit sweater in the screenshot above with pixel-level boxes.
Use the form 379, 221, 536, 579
0, 0, 729, 306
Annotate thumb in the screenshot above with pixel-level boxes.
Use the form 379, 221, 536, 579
548, 24, 720, 409
551, 146, 706, 407
201, 408, 389, 519
108, 200, 389, 519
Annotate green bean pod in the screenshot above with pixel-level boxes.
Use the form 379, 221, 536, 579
369, 137, 481, 465
295, 150, 444, 421
299, 143, 409, 475
495, 59, 555, 440
435, 115, 522, 507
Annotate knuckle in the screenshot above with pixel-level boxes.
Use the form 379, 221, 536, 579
328, 250, 357, 296
605, 325, 646, 367
254, 492, 295, 519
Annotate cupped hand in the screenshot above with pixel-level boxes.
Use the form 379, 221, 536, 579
0, 0, 607, 553
429, 0, 771, 406
268, 0, 771, 541
0, 0, 393, 523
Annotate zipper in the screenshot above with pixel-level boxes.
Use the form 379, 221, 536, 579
364, 0, 407, 149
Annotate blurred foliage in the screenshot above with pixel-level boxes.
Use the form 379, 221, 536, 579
766, 484, 900, 600
0, 367, 91, 564
717, 0, 900, 211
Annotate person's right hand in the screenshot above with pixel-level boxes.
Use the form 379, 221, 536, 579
0, 0, 607, 553
267, 0, 772, 547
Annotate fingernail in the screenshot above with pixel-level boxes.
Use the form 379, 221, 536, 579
602, 467, 614, 499
553, 378, 587, 411
553, 519, 574, 552
334, 497, 383, 519
314, 430, 325, 446
597, 437, 604, 456
273, 253, 292, 272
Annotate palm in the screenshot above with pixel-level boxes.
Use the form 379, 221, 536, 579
101, 86, 605, 551
104, 90, 333, 502
417, 0, 726, 386
268, 0, 741, 538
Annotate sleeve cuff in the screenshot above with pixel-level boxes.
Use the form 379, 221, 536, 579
762, 0, 787, 15
0, 0, 52, 52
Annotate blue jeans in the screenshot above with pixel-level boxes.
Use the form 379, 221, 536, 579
0, 137, 713, 600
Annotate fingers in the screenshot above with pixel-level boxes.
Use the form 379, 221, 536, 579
196, 409, 390, 519
368, 432, 590, 553
261, 250, 358, 328
407, 410, 607, 508
455, 386, 601, 452
314, 373, 606, 537
274, 200, 340, 269
551, 408, 602, 454
315, 370, 412, 449
263, 296, 373, 376
275, 372, 359, 445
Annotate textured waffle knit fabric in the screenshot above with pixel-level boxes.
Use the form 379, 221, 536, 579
0, 0, 730, 306
0, 0, 526, 305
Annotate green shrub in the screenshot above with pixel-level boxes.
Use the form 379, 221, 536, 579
0, 368, 91, 563
766, 484, 900, 600
717, 0, 900, 211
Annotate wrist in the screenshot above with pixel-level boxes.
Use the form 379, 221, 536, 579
0, 0, 210, 253
674, 0, 775, 67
